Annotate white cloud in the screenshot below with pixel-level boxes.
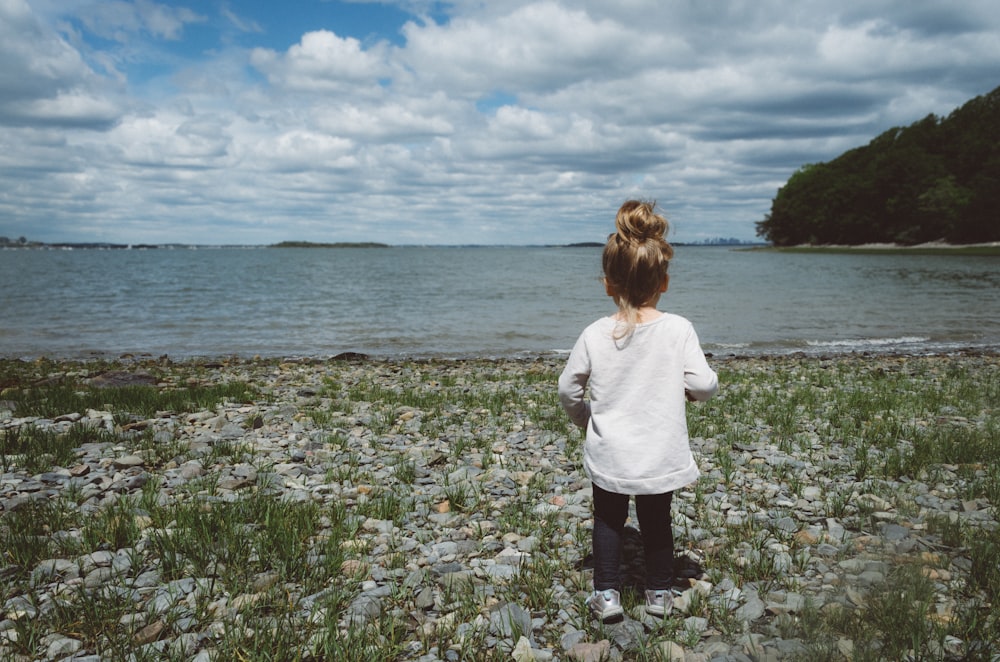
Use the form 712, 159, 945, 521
253, 130, 358, 172
13, 90, 120, 127
311, 99, 456, 141
221, 5, 262, 34
399, 2, 662, 94
251, 30, 392, 92
72, 0, 203, 42
0, 0, 121, 127
110, 113, 232, 165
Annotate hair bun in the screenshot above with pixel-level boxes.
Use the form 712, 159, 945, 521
615, 200, 667, 243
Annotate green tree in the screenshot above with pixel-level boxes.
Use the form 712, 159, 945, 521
757, 85, 1000, 245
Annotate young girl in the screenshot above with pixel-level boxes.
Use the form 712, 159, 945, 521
558, 200, 718, 622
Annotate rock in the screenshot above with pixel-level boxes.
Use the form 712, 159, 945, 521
346, 594, 382, 625
878, 522, 910, 541
489, 602, 531, 639
657, 641, 686, 662
133, 620, 166, 645
415, 586, 435, 610
702, 640, 731, 657
735, 594, 766, 622
45, 636, 84, 658
511, 636, 536, 662
566, 640, 612, 662
112, 455, 145, 469
794, 529, 818, 545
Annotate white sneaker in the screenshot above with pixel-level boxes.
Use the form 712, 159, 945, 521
587, 589, 624, 623
644, 589, 676, 617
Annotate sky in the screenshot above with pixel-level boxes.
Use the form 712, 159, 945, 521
1, 1, 999, 246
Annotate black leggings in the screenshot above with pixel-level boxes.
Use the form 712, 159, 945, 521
591, 482, 675, 591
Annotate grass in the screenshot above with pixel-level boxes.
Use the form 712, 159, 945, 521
694, 353, 1000, 660
0, 353, 998, 659
5, 380, 257, 420
1, 424, 81, 473
778, 562, 971, 661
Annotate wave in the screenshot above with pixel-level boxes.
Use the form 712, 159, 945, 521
699, 335, 1000, 359
806, 336, 930, 348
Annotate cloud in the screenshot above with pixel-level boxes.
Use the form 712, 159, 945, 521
399, 2, 664, 95
310, 98, 456, 141
2, 0, 999, 245
111, 113, 232, 166
72, 0, 203, 42
6, 90, 121, 128
250, 30, 393, 92
221, 5, 262, 34
0, 0, 121, 128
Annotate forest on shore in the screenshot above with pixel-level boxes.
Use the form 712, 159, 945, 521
756, 85, 999, 246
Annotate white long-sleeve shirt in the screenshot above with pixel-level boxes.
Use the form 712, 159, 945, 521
558, 312, 718, 495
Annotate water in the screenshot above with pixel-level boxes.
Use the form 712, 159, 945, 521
2, 246, 998, 360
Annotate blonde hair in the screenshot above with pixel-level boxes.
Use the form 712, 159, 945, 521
602, 200, 674, 338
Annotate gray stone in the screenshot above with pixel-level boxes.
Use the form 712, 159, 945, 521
735, 594, 766, 622
490, 603, 531, 639
879, 522, 910, 541
45, 635, 83, 658
346, 594, 382, 625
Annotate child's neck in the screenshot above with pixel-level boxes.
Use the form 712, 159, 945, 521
614, 305, 663, 324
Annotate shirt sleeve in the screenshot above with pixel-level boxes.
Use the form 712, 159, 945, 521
558, 334, 592, 429
683, 323, 718, 401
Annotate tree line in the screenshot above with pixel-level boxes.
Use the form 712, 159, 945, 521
756, 85, 999, 246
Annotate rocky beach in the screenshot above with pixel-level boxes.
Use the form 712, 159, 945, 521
1, 351, 998, 661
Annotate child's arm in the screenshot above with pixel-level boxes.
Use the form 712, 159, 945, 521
558, 342, 592, 429
683, 325, 718, 402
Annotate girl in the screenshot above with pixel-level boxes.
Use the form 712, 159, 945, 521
558, 200, 718, 622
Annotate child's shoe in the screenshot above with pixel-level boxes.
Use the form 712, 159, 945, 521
587, 589, 624, 623
644, 589, 675, 617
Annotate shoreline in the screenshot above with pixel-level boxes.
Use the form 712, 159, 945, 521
2, 343, 997, 368
2, 351, 998, 660
749, 241, 1000, 256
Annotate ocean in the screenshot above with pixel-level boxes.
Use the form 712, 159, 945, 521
1, 245, 998, 360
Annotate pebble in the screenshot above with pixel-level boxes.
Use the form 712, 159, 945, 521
1, 353, 996, 660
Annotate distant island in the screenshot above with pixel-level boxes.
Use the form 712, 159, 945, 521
0, 238, 392, 250
269, 241, 390, 248
0, 237, 149, 249
756, 84, 1000, 246
2, 237, 764, 250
